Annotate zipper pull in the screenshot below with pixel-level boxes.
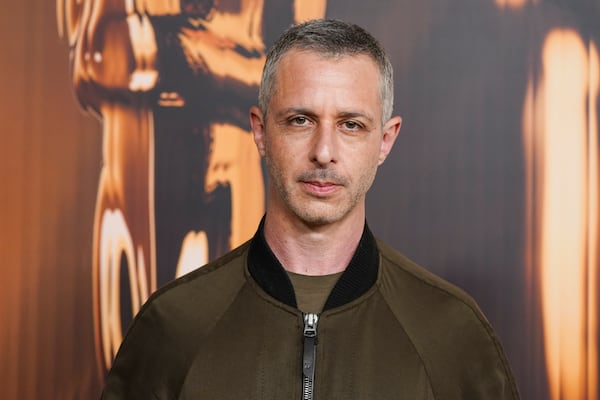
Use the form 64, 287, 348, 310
302, 313, 319, 400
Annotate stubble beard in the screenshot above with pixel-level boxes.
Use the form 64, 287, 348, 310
265, 156, 376, 228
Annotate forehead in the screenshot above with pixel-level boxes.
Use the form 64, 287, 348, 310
271, 50, 382, 106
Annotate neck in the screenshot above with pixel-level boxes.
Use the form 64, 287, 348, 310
263, 211, 365, 276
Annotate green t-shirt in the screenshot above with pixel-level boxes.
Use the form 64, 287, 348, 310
286, 271, 343, 313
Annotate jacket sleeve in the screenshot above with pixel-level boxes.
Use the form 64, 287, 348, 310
377, 243, 521, 399
100, 299, 182, 400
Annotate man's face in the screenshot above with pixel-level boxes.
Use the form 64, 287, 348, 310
251, 49, 401, 228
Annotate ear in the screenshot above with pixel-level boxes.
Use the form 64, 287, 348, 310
250, 106, 266, 157
378, 116, 402, 165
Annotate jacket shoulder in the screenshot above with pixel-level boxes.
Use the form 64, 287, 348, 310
101, 241, 251, 399
376, 239, 479, 309
376, 239, 520, 399
150, 239, 250, 305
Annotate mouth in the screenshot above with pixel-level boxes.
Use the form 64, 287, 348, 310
296, 168, 348, 194
301, 180, 340, 196
298, 171, 347, 197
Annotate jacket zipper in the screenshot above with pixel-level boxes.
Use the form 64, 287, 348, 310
302, 313, 319, 400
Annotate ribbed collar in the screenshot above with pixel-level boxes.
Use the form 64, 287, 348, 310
247, 218, 379, 311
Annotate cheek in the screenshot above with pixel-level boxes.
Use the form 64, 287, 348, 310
352, 146, 382, 183
357, 160, 378, 183
267, 135, 306, 162
267, 140, 291, 166
265, 140, 298, 178
353, 143, 382, 168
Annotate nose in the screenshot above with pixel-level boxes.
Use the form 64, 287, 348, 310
310, 123, 338, 166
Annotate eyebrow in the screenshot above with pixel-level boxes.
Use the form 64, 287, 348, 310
338, 111, 375, 125
275, 108, 316, 119
275, 108, 376, 124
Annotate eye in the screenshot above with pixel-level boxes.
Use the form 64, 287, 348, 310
342, 120, 362, 130
290, 116, 310, 126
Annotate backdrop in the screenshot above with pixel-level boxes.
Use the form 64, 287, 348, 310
1, 0, 599, 399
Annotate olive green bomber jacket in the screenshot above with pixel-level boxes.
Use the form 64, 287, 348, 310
101, 224, 520, 399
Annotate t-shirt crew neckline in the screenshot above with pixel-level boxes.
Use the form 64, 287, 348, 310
286, 270, 344, 313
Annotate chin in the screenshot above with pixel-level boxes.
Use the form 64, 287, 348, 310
293, 205, 349, 227
300, 216, 335, 227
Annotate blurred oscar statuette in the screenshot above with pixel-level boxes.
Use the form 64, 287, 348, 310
57, 0, 326, 377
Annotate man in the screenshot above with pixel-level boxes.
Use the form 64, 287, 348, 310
101, 19, 520, 399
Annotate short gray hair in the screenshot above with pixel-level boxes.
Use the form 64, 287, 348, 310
258, 19, 394, 123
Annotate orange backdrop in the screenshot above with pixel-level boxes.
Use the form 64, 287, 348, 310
1, 1, 599, 399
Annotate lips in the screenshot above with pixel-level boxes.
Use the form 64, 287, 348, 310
307, 180, 336, 187
297, 170, 348, 196
299, 173, 346, 197
301, 180, 340, 196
